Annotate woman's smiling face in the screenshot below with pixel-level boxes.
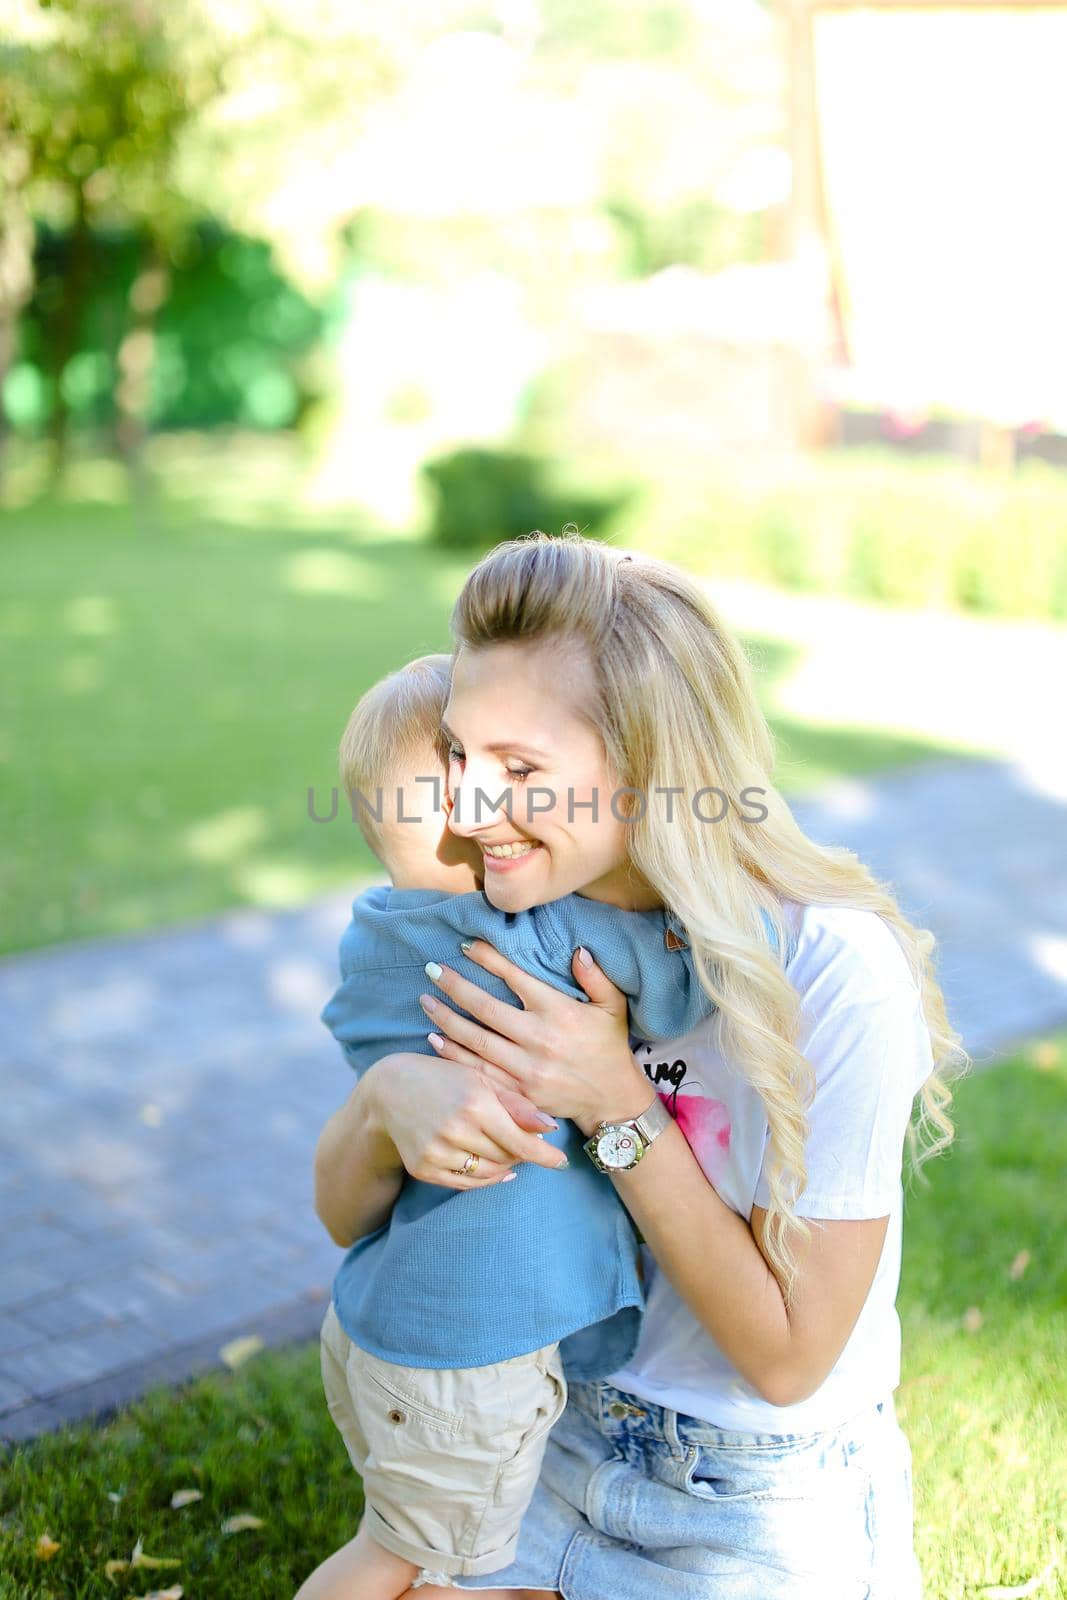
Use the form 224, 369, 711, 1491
443, 639, 662, 914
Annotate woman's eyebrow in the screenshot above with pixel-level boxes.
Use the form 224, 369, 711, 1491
440, 720, 551, 759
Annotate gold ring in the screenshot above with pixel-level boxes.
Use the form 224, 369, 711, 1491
459, 1152, 480, 1176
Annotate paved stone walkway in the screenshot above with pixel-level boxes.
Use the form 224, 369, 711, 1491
1, 752, 1065, 1445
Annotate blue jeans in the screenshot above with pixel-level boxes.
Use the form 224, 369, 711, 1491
451, 1379, 923, 1598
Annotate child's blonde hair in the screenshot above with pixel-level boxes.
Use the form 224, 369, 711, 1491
451, 531, 971, 1310
338, 653, 452, 860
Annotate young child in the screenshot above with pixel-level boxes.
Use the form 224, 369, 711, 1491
311, 654, 788, 1598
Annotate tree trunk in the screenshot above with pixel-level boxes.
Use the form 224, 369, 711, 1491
115, 231, 170, 524
46, 183, 94, 484
0, 142, 36, 495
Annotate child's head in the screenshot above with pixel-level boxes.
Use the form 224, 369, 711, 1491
339, 653, 483, 892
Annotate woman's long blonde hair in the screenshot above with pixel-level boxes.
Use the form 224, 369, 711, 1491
451, 529, 970, 1309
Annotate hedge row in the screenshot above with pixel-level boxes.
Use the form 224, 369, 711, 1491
645, 450, 1067, 622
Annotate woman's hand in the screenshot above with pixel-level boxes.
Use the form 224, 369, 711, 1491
364, 1051, 569, 1190
418, 943, 655, 1136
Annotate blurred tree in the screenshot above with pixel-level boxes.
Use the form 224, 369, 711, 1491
0, 0, 227, 486
16, 220, 324, 435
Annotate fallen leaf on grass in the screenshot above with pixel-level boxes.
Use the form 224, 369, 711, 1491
169, 1489, 203, 1509
1008, 1250, 1031, 1280
130, 1536, 180, 1569
219, 1334, 264, 1369
221, 1513, 265, 1535
34, 1533, 60, 1560
977, 1554, 1058, 1596
105, 1558, 130, 1579
962, 1306, 983, 1332
130, 1587, 183, 1600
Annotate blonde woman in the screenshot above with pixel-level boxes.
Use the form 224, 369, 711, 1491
312, 532, 968, 1599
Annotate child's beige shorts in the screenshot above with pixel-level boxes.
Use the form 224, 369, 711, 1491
319, 1300, 569, 1582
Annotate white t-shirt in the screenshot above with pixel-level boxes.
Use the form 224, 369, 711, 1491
606, 899, 934, 1433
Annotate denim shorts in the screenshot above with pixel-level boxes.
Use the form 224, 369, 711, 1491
451, 1378, 923, 1599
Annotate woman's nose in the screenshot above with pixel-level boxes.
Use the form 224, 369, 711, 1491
447, 762, 513, 837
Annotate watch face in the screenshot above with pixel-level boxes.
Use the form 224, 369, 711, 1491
596, 1127, 639, 1169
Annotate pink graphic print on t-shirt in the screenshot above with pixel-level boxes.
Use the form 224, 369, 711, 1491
656, 1086, 732, 1188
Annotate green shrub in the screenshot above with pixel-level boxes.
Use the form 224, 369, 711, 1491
421, 445, 637, 549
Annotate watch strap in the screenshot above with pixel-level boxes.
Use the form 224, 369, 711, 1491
630, 1092, 672, 1147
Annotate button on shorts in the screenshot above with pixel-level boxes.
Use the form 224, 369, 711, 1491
319, 1300, 569, 1579
450, 1378, 924, 1598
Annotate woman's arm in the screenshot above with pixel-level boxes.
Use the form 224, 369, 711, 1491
314, 1052, 569, 1250
313, 1062, 406, 1248
418, 942, 891, 1407
584, 1116, 890, 1406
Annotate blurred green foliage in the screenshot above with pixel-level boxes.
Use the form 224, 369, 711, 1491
5, 221, 325, 432
645, 450, 1067, 622
420, 445, 638, 549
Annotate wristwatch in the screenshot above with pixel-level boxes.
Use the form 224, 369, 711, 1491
583, 1093, 672, 1173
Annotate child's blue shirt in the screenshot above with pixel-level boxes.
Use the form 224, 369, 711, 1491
320, 886, 793, 1380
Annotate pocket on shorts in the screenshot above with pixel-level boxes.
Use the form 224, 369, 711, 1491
350, 1347, 464, 1435
682, 1427, 844, 1504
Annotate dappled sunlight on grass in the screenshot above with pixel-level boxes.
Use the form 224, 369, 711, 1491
182, 806, 270, 864
57, 654, 106, 695
64, 596, 120, 637
1, 435, 995, 955
232, 857, 324, 905
282, 547, 389, 600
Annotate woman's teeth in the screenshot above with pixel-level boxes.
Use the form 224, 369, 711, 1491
483, 841, 540, 859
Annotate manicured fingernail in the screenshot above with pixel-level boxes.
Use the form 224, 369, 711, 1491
459, 940, 473, 953
419, 994, 437, 1011
556, 1156, 570, 1170
501, 1172, 518, 1182
577, 947, 593, 968
425, 961, 443, 980
427, 1033, 445, 1049
535, 1112, 559, 1129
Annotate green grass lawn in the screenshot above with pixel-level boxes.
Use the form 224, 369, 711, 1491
1, 435, 958, 958
1, 1034, 1063, 1600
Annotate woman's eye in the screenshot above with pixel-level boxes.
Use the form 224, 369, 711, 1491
447, 745, 465, 764
506, 765, 535, 782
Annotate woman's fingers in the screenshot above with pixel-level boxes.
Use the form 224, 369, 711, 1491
433, 1156, 516, 1188
425, 1037, 536, 1112
424, 1030, 504, 1079
419, 984, 528, 1074
454, 939, 544, 1010
424, 1035, 560, 1134
421, 958, 537, 1049
477, 1098, 569, 1171
571, 946, 629, 1019
492, 1084, 560, 1136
